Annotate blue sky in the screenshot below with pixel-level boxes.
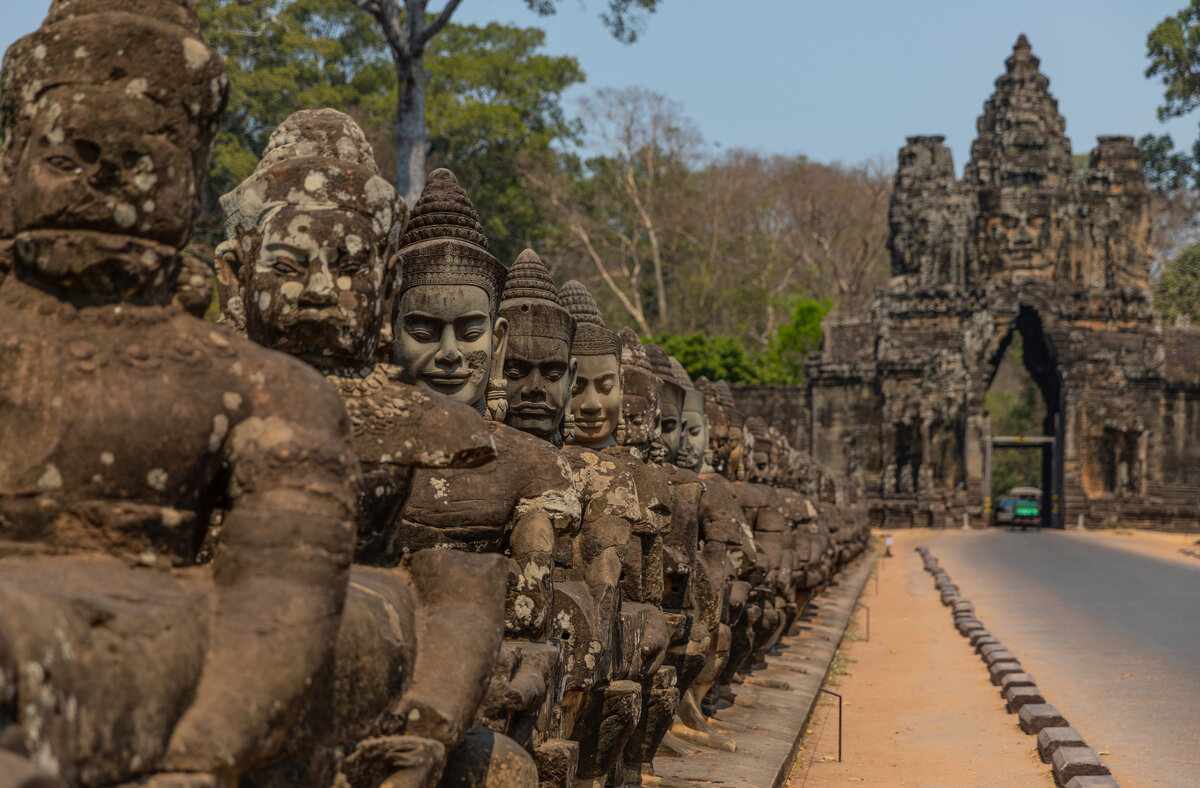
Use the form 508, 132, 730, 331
3, 0, 1197, 172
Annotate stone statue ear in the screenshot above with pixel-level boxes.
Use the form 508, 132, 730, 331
214, 237, 246, 332
490, 315, 509, 374
567, 356, 578, 395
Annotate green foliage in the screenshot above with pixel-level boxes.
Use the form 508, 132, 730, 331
1155, 241, 1200, 324
1138, 133, 1196, 192
761, 298, 832, 383
652, 332, 767, 384
425, 23, 584, 262
1144, 2, 1200, 191
523, 0, 662, 44
1146, 1, 1200, 121
653, 299, 829, 385
196, 0, 583, 261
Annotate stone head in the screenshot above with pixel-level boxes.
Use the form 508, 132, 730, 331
1, 0, 228, 302
696, 377, 728, 473
498, 249, 576, 443
616, 327, 663, 451
745, 416, 774, 483
980, 185, 1052, 272
645, 344, 685, 462
675, 361, 708, 473
391, 168, 508, 413
219, 109, 405, 365
560, 279, 622, 449
716, 380, 745, 479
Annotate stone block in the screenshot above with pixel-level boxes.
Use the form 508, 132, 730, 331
1064, 777, 1121, 788
973, 635, 1000, 652
1037, 726, 1086, 764
952, 600, 974, 615
985, 649, 1018, 667
1018, 703, 1068, 734
1004, 684, 1045, 713
1052, 746, 1110, 784
956, 618, 983, 635
989, 660, 1023, 685
1000, 672, 1037, 693
979, 642, 1009, 660
968, 630, 993, 646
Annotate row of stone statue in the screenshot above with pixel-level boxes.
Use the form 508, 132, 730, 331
0, 3, 867, 787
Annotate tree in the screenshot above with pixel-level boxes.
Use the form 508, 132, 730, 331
198, 0, 583, 262
761, 297, 832, 383
348, 0, 661, 205
1155, 241, 1200, 325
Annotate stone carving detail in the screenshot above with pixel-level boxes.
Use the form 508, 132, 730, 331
0, 6, 873, 786
805, 34, 1200, 530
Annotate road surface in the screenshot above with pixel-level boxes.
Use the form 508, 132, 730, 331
919, 529, 1200, 788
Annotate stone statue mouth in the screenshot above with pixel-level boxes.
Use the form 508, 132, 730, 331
421, 372, 469, 385
574, 418, 604, 428
512, 404, 553, 415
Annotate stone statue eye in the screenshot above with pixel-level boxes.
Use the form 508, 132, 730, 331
46, 155, 81, 174
460, 328, 484, 342
662, 419, 677, 432
271, 254, 303, 275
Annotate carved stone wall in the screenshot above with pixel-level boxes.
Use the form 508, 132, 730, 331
805, 35, 1200, 531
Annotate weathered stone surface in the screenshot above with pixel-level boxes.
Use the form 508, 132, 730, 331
1019, 703, 1069, 734
1064, 777, 1121, 788
1052, 746, 1111, 784
1000, 671, 1037, 693
990, 660, 1025, 685
756, 35, 1200, 532
1004, 684, 1046, 713
1037, 726, 1087, 764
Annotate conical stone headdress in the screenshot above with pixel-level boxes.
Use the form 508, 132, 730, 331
500, 249, 574, 345
560, 279, 620, 357
395, 168, 507, 313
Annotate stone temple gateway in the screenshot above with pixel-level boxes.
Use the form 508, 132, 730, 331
793, 36, 1200, 530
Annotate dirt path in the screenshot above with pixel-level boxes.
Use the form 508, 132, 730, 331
787, 529, 1053, 788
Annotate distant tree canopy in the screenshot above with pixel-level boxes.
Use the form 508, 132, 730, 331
197, 0, 584, 263
191, 1, 889, 355
986, 342, 1048, 501
1155, 242, 1200, 325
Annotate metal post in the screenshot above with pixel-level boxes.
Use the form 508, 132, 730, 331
983, 436, 992, 524
857, 602, 870, 642
819, 688, 843, 762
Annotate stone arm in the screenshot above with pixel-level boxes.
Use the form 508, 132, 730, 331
165, 375, 359, 771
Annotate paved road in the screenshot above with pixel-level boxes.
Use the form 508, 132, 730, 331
919, 530, 1200, 788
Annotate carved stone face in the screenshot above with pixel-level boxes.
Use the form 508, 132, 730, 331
243, 205, 388, 363
986, 190, 1050, 270
503, 334, 575, 439
621, 388, 659, 448
676, 391, 708, 471
657, 385, 684, 463
395, 283, 507, 409
571, 353, 621, 446
750, 447, 772, 483
12, 87, 196, 246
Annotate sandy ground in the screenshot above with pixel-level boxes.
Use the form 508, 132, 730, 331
787, 529, 1054, 788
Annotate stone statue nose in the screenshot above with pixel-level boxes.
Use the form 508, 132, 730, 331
300, 258, 337, 307
435, 329, 462, 365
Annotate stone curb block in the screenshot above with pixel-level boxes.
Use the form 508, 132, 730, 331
1019, 703, 1068, 734
989, 660, 1023, 685
1000, 672, 1037, 694
985, 649, 1019, 667
1064, 777, 1121, 788
974, 636, 1000, 653
1037, 726, 1086, 764
952, 601, 974, 615
979, 642, 1008, 660
1052, 746, 1111, 785
1004, 684, 1046, 713
957, 618, 984, 636
968, 630, 993, 646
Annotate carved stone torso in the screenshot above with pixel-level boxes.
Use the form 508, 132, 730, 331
399, 421, 578, 555
323, 364, 496, 563
0, 279, 354, 563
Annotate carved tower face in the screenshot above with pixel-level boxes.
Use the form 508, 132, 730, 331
221, 109, 404, 365
390, 168, 508, 412
498, 249, 576, 441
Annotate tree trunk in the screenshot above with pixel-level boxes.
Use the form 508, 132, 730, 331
394, 57, 427, 207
